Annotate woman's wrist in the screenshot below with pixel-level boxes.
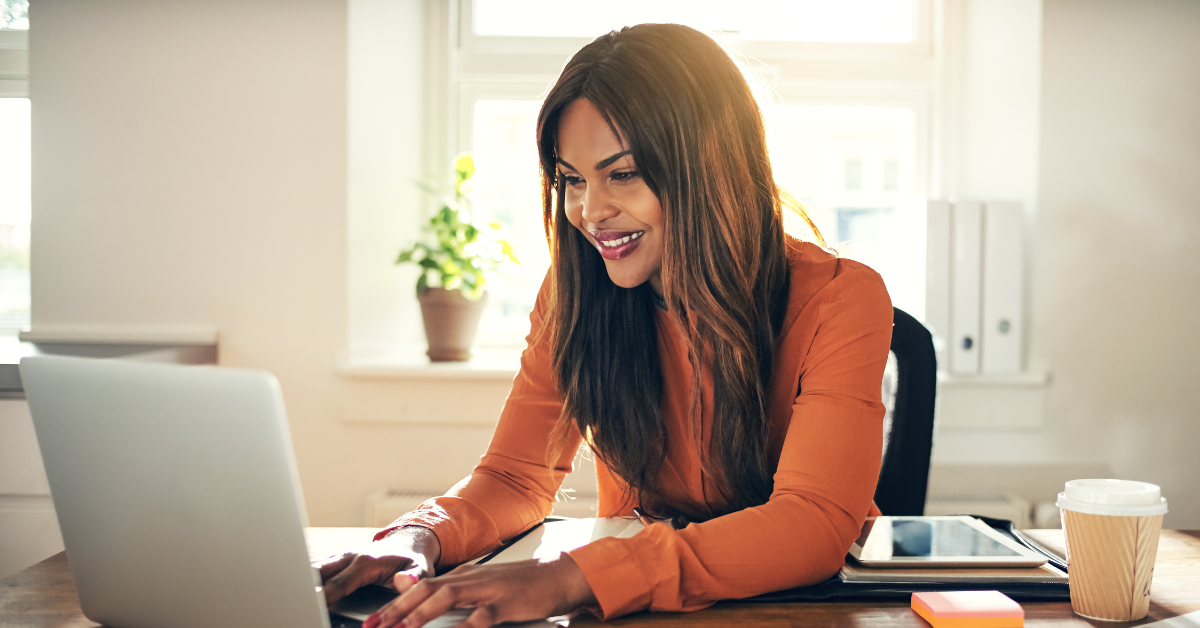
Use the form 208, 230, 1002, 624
557, 553, 598, 610
381, 525, 442, 570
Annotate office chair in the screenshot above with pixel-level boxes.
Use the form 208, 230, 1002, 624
873, 307, 938, 516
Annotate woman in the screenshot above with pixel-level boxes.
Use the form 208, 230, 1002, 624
318, 23, 892, 628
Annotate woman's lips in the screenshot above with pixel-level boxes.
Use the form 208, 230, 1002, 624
591, 230, 645, 260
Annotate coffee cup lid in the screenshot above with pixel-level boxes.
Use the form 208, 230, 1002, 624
1056, 479, 1169, 516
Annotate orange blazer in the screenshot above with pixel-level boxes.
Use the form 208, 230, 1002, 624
381, 238, 893, 618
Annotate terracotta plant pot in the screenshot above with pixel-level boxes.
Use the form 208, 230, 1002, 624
417, 287, 487, 362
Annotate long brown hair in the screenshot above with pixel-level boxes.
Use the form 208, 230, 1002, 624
537, 24, 798, 519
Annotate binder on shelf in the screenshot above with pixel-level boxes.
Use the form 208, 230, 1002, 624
925, 200, 952, 367
950, 201, 982, 374
982, 202, 1024, 374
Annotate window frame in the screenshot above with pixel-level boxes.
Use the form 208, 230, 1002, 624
457, 0, 934, 61
420, 0, 944, 349
0, 27, 29, 335
0, 29, 27, 97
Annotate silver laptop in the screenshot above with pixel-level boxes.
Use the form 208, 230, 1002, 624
20, 355, 351, 628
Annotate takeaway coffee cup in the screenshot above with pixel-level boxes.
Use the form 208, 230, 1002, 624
1057, 479, 1169, 621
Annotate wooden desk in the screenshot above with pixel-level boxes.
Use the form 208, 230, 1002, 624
3, 529, 1197, 627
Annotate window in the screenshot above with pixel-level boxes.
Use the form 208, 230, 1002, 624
418, 0, 936, 351
472, 0, 916, 43
0, 0, 30, 332
470, 99, 546, 326
0, 0, 26, 30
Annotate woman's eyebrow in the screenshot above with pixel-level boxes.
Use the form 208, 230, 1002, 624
555, 157, 577, 171
595, 150, 632, 170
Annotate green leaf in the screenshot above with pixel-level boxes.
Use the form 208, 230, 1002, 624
402, 152, 527, 294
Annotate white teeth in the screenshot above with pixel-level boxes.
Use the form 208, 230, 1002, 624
597, 232, 643, 247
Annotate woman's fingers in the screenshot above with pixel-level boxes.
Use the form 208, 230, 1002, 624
320, 557, 369, 605
378, 578, 463, 628
371, 557, 592, 628
315, 529, 441, 608
314, 552, 355, 583
322, 554, 405, 605
392, 568, 421, 593
462, 604, 500, 628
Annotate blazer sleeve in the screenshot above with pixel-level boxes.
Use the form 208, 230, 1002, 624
374, 277, 582, 568
566, 266, 893, 618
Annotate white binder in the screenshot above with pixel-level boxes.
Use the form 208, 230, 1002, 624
950, 201, 982, 374
982, 202, 1024, 373
925, 200, 952, 367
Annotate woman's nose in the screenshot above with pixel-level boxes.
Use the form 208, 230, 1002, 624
581, 186, 619, 225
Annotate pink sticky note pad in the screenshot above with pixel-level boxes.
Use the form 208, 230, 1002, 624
912, 591, 1024, 618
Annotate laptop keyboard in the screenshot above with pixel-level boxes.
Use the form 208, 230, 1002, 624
329, 614, 362, 628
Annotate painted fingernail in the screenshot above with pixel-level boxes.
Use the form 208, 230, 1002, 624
363, 612, 380, 628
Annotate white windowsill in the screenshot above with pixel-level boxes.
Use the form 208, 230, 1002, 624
338, 346, 521, 381
339, 353, 1051, 387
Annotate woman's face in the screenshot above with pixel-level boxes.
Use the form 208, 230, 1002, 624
557, 98, 664, 292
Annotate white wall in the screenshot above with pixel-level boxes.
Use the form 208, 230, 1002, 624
1031, 0, 1200, 526
932, 0, 1200, 527
347, 0, 426, 359
943, 0, 1042, 213
29, 0, 359, 524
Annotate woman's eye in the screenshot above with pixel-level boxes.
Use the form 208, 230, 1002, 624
562, 174, 585, 187
611, 170, 641, 183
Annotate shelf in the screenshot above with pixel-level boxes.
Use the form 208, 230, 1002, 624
937, 368, 1050, 388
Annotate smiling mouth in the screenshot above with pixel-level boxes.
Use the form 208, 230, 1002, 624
590, 230, 645, 260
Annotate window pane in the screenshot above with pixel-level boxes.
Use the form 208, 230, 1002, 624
470, 99, 548, 340
474, 0, 914, 43
0, 97, 31, 328
1, 0, 29, 30
763, 104, 924, 318
469, 100, 926, 334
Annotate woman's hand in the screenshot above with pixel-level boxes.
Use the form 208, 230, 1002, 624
314, 527, 442, 606
366, 553, 596, 628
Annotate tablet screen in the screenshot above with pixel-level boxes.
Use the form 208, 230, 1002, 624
889, 519, 1022, 557
849, 516, 1046, 566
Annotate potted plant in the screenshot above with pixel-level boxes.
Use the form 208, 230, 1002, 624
396, 154, 518, 361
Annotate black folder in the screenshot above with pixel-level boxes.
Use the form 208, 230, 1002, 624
743, 516, 1070, 603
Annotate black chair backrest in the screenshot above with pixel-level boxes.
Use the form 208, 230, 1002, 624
873, 307, 938, 516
